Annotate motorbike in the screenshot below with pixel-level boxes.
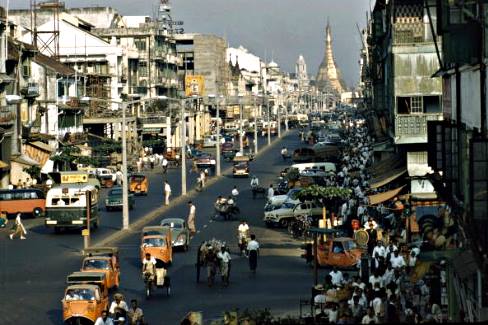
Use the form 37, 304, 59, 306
214, 201, 239, 220
238, 230, 250, 256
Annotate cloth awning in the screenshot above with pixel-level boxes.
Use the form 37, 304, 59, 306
368, 185, 406, 205
0, 160, 9, 169
370, 168, 407, 189
368, 155, 405, 178
11, 154, 40, 166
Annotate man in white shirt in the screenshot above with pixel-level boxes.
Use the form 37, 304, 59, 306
94, 310, 114, 325
187, 201, 196, 235
162, 158, 168, 174
247, 234, 260, 273
250, 175, 259, 188
372, 241, 386, 259
109, 294, 129, 320
231, 186, 239, 199
200, 170, 206, 187
267, 184, 274, 200
369, 272, 384, 288
390, 250, 406, 269
217, 246, 231, 286
164, 180, 171, 206
329, 267, 344, 286
361, 307, 378, 324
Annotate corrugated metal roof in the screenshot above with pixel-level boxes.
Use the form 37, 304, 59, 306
33, 53, 75, 76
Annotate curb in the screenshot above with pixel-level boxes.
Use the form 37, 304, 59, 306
92, 131, 290, 248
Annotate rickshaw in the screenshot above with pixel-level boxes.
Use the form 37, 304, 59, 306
196, 239, 226, 286
81, 247, 120, 289
62, 272, 109, 325
214, 200, 239, 221
143, 258, 171, 299
140, 226, 173, 267
129, 174, 148, 196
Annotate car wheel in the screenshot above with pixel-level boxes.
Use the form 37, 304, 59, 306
106, 207, 111, 212
264, 221, 272, 228
184, 243, 189, 252
32, 207, 43, 218
54, 227, 61, 234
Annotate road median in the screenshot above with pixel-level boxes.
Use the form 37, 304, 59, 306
92, 132, 291, 248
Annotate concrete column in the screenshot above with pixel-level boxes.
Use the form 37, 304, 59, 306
166, 116, 172, 150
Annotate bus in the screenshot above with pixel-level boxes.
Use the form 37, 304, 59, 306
44, 184, 99, 233
0, 189, 46, 218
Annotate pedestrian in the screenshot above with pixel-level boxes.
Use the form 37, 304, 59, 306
164, 180, 171, 206
149, 155, 155, 169
231, 185, 239, 201
162, 157, 168, 174
267, 184, 274, 200
136, 159, 142, 173
187, 201, 196, 236
115, 170, 123, 186
9, 213, 27, 240
109, 293, 128, 321
127, 299, 144, 325
217, 245, 231, 287
329, 267, 344, 286
247, 234, 260, 273
94, 310, 114, 325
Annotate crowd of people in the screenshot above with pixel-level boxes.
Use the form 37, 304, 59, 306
309, 114, 450, 324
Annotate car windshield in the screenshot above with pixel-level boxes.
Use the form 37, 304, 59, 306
142, 238, 165, 247
234, 162, 247, 168
83, 259, 110, 270
130, 176, 145, 182
162, 221, 183, 229
110, 189, 122, 196
65, 288, 96, 301
288, 189, 300, 199
282, 202, 296, 209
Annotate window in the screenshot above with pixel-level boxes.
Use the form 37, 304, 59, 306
138, 61, 148, 77
411, 96, 423, 113
448, 0, 477, 24
396, 96, 424, 114
134, 38, 147, 51
22, 64, 31, 78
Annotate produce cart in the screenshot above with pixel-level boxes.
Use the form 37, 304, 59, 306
196, 239, 228, 286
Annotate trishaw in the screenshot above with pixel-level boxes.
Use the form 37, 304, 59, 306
143, 258, 171, 299
62, 272, 109, 325
81, 247, 120, 290
140, 226, 173, 267
129, 174, 148, 196
251, 185, 266, 199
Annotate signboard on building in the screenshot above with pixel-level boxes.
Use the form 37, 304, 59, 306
61, 173, 88, 184
185, 75, 205, 97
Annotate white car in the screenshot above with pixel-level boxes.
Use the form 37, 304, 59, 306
203, 135, 219, 148
265, 188, 301, 210
263, 201, 323, 227
96, 168, 116, 181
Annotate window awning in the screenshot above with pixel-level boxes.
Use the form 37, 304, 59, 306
368, 185, 406, 205
370, 168, 407, 189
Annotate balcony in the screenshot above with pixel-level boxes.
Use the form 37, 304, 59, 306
20, 82, 40, 98
133, 86, 148, 95
394, 113, 443, 144
0, 105, 16, 126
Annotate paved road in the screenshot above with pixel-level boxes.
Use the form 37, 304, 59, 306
0, 131, 314, 324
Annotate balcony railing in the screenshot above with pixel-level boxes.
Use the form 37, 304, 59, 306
394, 113, 443, 144
0, 105, 16, 126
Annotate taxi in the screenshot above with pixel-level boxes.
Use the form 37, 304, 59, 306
129, 174, 149, 195
81, 247, 120, 289
316, 237, 363, 268
140, 226, 172, 267
62, 272, 109, 325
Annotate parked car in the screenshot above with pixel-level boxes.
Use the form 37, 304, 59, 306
105, 187, 135, 211
160, 218, 190, 251
263, 201, 322, 227
203, 135, 219, 148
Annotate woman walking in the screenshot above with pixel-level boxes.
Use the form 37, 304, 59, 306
9, 213, 27, 240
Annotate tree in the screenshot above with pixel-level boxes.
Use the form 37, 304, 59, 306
296, 184, 352, 214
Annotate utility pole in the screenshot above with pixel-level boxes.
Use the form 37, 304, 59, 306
239, 97, 244, 154
121, 101, 129, 230
215, 96, 221, 176
180, 99, 187, 195
277, 104, 281, 138
267, 98, 271, 145
254, 95, 258, 154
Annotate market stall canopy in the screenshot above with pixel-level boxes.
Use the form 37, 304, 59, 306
369, 168, 407, 189
368, 154, 405, 178
368, 185, 406, 205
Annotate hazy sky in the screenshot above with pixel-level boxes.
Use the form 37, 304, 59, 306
11, 0, 370, 87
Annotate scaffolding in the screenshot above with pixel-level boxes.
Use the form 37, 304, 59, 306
31, 0, 63, 60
